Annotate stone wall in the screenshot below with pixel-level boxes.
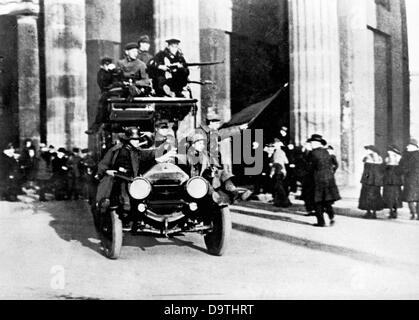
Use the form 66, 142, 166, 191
337, 0, 409, 186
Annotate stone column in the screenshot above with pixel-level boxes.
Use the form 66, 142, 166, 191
86, 0, 121, 150
44, 0, 88, 149
199, 0, 231, 123
337, 0, 375, 186
154, 0, 200, 137
17, 14, 41, 147
199, 0, 233, 172
288, 0, 341, 153
407, 0, 419, 140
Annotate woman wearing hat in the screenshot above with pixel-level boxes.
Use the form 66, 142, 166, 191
399, 139, 419, 220
358, 145, 385, 219
383, 145, 403, 219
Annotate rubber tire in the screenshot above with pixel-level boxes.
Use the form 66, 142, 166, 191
100, 209, 123, 260
91, 204, 101, 234
204, 207, 231, 256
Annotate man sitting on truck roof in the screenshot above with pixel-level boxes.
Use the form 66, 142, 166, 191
148, 38, 190, 98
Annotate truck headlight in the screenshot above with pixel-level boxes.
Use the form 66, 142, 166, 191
186, 177, 209, 199
129, 178, 151, 200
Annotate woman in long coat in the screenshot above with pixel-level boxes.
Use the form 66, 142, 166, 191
383, 145, 403, 219
358, 145, 384, 219
399, 139, 419, 220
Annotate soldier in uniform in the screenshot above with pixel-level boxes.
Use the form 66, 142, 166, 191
149, 38, 190, 97
137, 35, 153, 65
154, 119, 176, 149
187, 129, 251, 203
115, 42, 151, 99
116, 43, 149, 83
96, 127, 176, 228
200, 112, 252, 201
307, 134, 341, 227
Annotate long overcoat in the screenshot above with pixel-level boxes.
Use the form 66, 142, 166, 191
307, 148, 341, 204
96, 143, 155, 202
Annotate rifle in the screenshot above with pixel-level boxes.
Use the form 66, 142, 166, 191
186, 60, 225, 67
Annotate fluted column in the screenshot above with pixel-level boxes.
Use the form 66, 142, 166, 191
17, 14, 40, 147
289, 0, 341, 150
44, 0, 88, 149
154, 0, 200, 137
86, 0, 121, 150
199, 0, 232, 123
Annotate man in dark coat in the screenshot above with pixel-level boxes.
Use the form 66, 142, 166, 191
86, 57, 118, 135
51, 148, 70, 200
299, 142, 316, 215
79, 148, 97, 203
307, 134, 341, 227
68, 148, 83, 200
116, 43, 150, 84
0, 143, 20, 201
35, 144, 53, 201
19, 138, 37, 188
96, 127, 175, 212
149, 38, 190, 97
399, 138, 419, 220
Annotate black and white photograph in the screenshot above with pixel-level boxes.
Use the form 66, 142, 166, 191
0, 0, 418, 302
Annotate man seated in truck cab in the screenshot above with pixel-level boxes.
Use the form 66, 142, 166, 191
187, 133, 251, 203
148, 38, 190, 97
96, 127, 176, 225
154, 119, 176, 149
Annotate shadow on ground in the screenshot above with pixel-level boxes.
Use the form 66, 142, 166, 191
232, 222, 419, 274
40, 200, 208, 257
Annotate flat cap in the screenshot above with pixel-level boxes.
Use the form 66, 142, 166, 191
124, 42, 139, 50
166, 38, 181, 45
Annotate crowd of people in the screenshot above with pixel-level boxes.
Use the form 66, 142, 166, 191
253, 129, 341, 227
0, 140, 97, 203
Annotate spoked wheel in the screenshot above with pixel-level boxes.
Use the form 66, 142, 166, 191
204, 207, 231, 256
98, 208, 123, 259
